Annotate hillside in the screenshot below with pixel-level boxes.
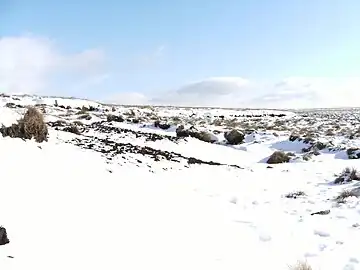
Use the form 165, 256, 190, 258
0, 93, 360, 269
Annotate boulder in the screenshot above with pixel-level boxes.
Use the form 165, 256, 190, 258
176, 125, 217, 143
0, 227, 9, 246
107, 114, 124, 122
154, 120, 171, 130
224, 129, 245, 145
267, 151, 291, 164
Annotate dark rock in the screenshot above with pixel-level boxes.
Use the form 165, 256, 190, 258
5, 103, 16, 108
267, 151, 291, 164
224, 129, 245, 145
347, 147, 360, 159
107, 114, 124, 122
78, 114, 92, 120
0, 226, 10, 246
63, 125, 82, 135
289, 134, 301, 142
311, 210, 330, 216
47, 120, 67, 127
175, 125, 217, 143
154, 120, 171, 130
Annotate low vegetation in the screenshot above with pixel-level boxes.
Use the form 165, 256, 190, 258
335, 189, 359, 204
0, 106, 48, 143
334, 167, 360, 184
285, 191, 306, 199
289, 261, 312, 270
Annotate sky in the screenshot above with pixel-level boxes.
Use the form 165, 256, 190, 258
1, 0, 360, 108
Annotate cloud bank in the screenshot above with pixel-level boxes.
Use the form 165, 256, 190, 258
123, 77, 360, 109
1, 35, 360, 109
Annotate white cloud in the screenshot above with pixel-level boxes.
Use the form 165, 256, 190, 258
2, 35, 360, 109
107, 76, 360, 109
103, 92, 149, 106
0, 35, 108, 95
249, 77, 360, 108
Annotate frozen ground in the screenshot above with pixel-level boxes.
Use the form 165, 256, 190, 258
0, 94, 360, 269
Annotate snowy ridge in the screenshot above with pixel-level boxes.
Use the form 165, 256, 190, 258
0, 94, 360, 269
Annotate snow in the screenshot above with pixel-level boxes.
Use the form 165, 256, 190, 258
0, 94, 360, 269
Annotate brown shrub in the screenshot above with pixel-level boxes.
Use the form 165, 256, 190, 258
0, 107, 48, 143
21, 107, 48, 142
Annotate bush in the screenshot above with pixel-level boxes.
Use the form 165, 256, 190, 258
335, 189, 359, 204
334, 167, 360, 184
21, 107, 48, 142
0, 107, 48, 143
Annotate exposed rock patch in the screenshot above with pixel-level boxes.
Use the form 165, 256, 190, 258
267, 151, 292, 164
224, 129, 245, 145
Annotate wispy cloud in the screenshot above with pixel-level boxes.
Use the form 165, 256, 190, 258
0, 34, 109, 95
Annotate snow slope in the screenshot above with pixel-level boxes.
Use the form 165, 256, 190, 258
0, 95, 360, 270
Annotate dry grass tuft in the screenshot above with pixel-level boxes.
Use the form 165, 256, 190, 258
335, 189, 359, 204
21, 107, 48, 142
289, 260, 312, 270
334, 167, 360, 184
1, 107, 48, 143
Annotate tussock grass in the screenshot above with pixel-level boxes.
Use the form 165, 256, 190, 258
289, 260, 312, 270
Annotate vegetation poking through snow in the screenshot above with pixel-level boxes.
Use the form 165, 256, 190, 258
335, 189, 359, 204
334, 167, 360, 184
285, 191, 306, 199
0, 106, 48, 142
288, 261, 313, 270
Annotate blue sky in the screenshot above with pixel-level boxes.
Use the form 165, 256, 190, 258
2, 0, 360, 107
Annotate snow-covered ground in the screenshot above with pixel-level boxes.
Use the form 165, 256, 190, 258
0, 94, 360, 269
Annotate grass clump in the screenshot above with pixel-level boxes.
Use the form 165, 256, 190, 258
289, 261, 312, 270
335, 189, 359, 204
334, 167, 360, 184
285, 191, 306, 199
1, 107, 48, 143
